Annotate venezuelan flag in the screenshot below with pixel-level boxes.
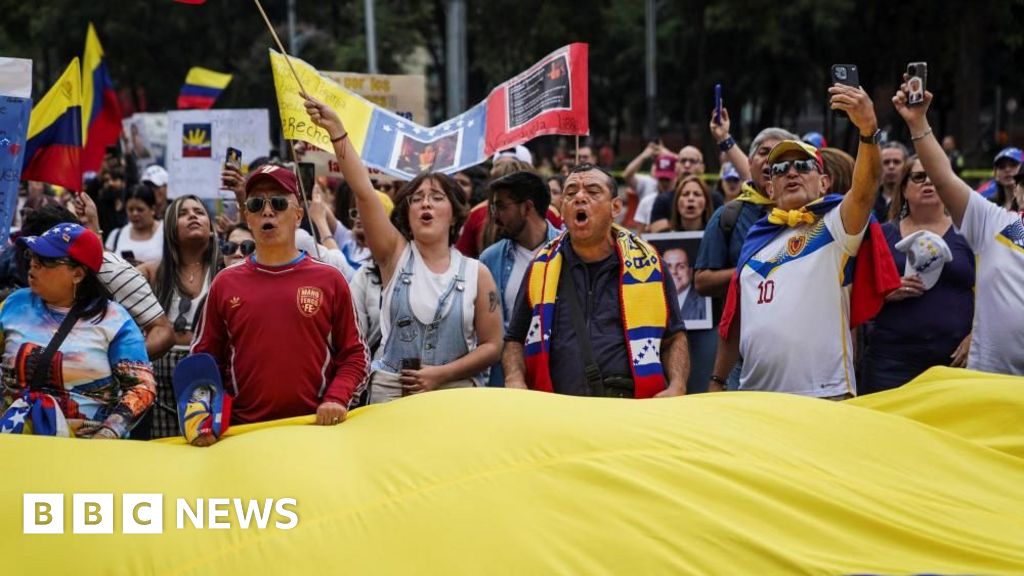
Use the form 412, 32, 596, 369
82, 23, 123, 173
22, 58, 83, 191
177, 67, 232, 110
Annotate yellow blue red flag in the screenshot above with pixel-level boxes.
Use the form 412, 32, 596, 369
82, 23, 123, 173
177, 67, 232, 110
22, 58, 83, 191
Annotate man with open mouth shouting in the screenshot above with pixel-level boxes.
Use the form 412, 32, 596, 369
503, 163, 690, 398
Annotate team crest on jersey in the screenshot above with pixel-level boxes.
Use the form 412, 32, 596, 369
787, 235, 807, 257
296, 286, 324, 317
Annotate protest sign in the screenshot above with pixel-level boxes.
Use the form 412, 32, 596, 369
0, 58, 32, 99
0, 96, 32, 243
322, 72, 427, 125
121, 112, 168, 170
272, 44, 588, 180
165, 109, 271, 199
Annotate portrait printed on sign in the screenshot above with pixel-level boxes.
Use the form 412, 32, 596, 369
506, 52, 572, 130
644, 231, 712, 331
390, 130, 462, 178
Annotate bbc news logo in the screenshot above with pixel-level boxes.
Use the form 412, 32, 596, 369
23, 494, 298, 534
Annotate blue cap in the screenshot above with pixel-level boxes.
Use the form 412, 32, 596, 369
720, 162, 741, 181
802, 132, 828, 149
16, 223, 104, 273
993, 147, 1023, 165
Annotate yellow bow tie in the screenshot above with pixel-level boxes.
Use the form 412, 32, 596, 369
768, 208, 816, 227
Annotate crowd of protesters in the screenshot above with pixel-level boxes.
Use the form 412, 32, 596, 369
1, 74, 1022, 444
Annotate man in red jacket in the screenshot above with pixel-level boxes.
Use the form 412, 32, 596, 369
191, 164, 368, 430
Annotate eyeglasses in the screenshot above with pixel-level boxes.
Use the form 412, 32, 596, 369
678, 157, 702, 165
245, 195, 291, 213
22, 251, 76, 269
221, 239, 256, 256
348, 208, 360, 220
770, 159, 819, 177
174, 297, 192, 333
408, 192, 448, 206
908, 171, 929, 184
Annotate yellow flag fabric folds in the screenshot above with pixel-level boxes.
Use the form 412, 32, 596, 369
269, 50, 373, 154
2, 367, 1023, 574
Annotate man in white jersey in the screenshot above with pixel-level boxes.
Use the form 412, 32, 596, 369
893, 81, 1024, 375
709, 83, 884, 398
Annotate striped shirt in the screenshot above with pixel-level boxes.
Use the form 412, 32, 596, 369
97, 252, 164, 328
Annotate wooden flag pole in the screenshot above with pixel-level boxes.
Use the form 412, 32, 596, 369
252, 0, 308, 95
575, 135, 580, 164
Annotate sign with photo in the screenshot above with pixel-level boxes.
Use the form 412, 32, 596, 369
644, 231, 712, 331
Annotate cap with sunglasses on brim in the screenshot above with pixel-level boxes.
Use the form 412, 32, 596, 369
17, 223, 103, 273
244, 164, 300, 198
766, 140, 824, 172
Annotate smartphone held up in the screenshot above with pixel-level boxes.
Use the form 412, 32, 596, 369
830, 64, 859, 118
906, 62, 927, 106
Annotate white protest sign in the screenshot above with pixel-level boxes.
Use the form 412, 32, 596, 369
165, 109, 271, 199
0, 58, 32, 98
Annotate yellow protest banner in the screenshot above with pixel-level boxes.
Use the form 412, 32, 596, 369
269, 50, 373, 154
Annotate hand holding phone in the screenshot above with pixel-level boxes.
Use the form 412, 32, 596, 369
905, 62, 927, 106
830, 64, 860, 118
714, 84, 723, 125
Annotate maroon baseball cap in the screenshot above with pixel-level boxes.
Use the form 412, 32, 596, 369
244, 164, 300, 198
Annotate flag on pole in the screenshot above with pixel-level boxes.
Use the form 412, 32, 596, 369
22, 58, 83, 191
82, 23, 123, 173
177, 67, 233, 110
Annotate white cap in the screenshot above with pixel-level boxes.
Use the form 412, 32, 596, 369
492, 145, 533, 166
894, 229, 953, 290
141, 165, 168, 188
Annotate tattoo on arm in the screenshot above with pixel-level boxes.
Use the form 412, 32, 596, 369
488, 290, 499, 313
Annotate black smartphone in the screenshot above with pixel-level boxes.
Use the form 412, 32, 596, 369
120, 250, 136, 262
298, 162, 316, 199
830, 64, 860, 117
714, 84, 723, 125
906, 62, 927, 106
224, 146, 242, 171
401, 358, 421, 371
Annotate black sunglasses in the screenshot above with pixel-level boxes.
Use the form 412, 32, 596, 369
22, 251, 76, 269
174, 297, 193, 333
245, 195, 291, 213
908, 171, 929, 184
221, 239, 256, 256
770, 159, 819, 177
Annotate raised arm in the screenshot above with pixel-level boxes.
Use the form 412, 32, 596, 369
709, 107, 751, 182
831, 84, 881, 235
623, 142, 660, 189
892, 84, 971, 226
303, 94, 405, 277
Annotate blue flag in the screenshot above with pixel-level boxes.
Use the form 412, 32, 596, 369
0, 96, 31, 245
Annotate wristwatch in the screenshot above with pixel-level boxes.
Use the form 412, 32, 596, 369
859, 128, 882, 145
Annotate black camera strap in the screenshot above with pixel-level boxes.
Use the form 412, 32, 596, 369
556, 263, 605, 396
29, 301, 86, 391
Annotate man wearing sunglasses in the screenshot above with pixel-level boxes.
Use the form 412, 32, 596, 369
191, 164, 368, 435
711, 83, 898, 399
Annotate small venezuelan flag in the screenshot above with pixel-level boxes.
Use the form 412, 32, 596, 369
82, 23, 123, 173
22, 58, 83, 191
177, 67, 232, 110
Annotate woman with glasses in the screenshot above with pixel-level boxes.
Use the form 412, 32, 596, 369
105, 183, 164, 264
222, 223, 255, 269
138, 195, 220, 437
860, 157, 974, 393
304, 95, 503, 403
0, 224, 156, 438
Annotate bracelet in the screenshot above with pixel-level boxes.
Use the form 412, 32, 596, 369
911, 128, 933, 142
718, 136, 736, 152
330, 131, 349, 144
710, 374, 726, 385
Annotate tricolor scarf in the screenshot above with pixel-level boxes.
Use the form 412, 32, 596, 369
720, 194, 900, 339
524, 224, 669, 398
0, 391, 70, 436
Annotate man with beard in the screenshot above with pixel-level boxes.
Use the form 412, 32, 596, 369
503, 164, 689, 397
479, 171, 561, 386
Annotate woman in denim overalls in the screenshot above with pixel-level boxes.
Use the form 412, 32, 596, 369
303, 96, 505, 404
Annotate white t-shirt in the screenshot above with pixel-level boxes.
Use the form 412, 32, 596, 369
105, 221, 164, 263
634, 193, 658, 226
380, 243, 479, 352
957, 192, 1024, 374
739, 205, 866, 397
504, 243, 542, 325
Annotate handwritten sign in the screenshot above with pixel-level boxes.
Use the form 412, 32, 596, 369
165, 109, 271, 199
